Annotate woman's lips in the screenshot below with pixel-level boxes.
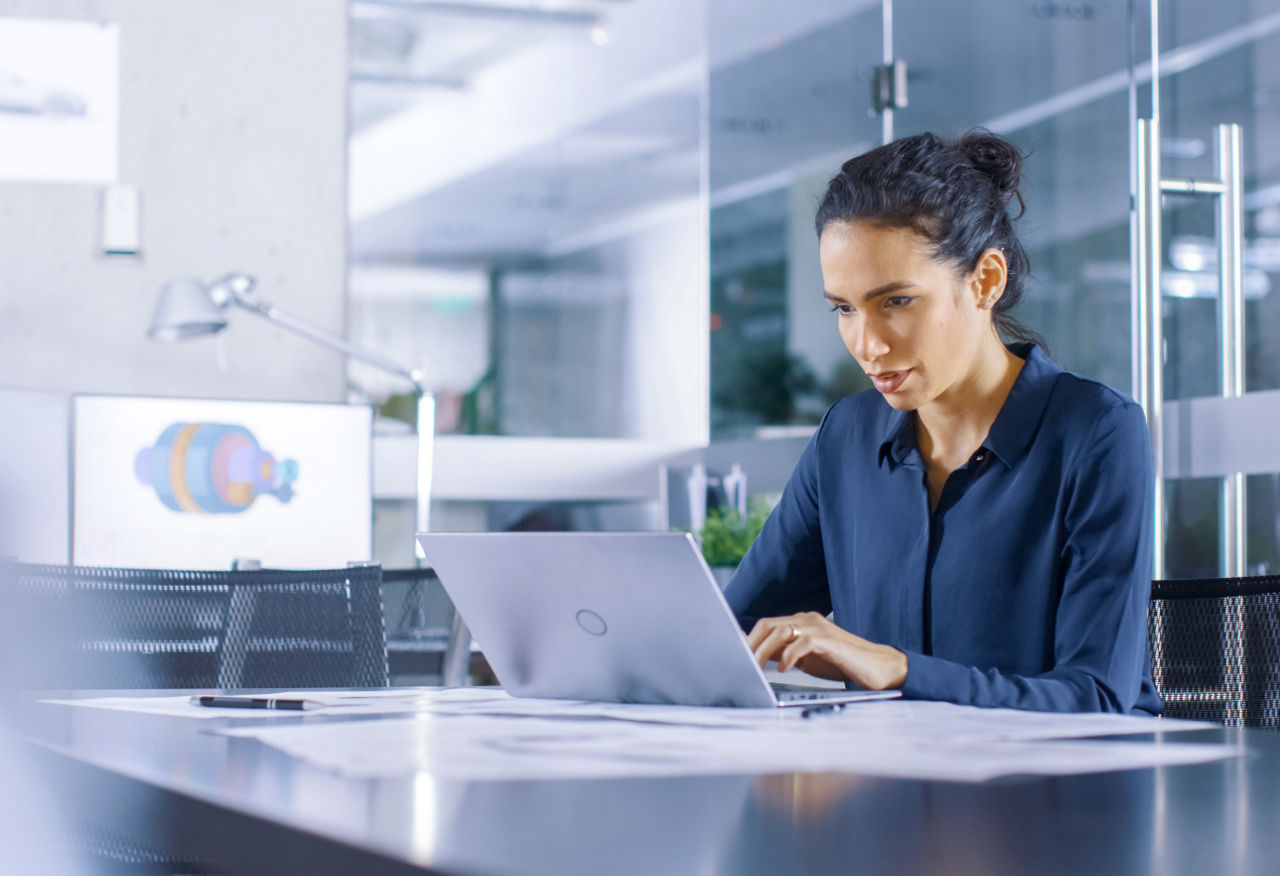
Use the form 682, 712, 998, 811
869, 369, 911, 394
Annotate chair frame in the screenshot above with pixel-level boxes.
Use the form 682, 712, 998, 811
1150, 574, 1280, 727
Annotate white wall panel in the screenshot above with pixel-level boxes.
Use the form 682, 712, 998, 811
0, 0, 348, 401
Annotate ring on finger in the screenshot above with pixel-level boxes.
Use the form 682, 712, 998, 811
787, 624, 799, 643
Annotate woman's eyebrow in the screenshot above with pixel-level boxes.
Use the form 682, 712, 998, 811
823, 282, 917, 305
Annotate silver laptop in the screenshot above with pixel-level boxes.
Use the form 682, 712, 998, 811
416, 531, 901, 709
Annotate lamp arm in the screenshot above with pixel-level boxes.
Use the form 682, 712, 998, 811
222, 281, 426, 394
188, 273, 437, 567
240, 293, 436, 544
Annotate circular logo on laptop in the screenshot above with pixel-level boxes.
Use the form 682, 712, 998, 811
575, 609, 608, 636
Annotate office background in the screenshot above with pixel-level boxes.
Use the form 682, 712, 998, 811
5, 5, 1280, 873
2, 0, 1280, 579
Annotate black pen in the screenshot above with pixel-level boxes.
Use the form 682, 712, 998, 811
190, 695, 325, 711
800, 703, 847, 719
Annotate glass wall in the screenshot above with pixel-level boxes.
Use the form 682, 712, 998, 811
346, 0, 708, 569
347, 0, 706, 445
706, 1, 1138, 438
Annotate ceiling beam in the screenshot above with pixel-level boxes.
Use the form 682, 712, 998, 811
350, 0, 599, 27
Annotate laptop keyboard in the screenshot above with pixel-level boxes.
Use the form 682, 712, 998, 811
771, 684, 855, 703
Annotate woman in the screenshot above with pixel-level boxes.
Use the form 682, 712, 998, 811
724, 131, 1161, 714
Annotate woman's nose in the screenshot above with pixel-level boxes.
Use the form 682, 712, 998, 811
846, 317, 890, 363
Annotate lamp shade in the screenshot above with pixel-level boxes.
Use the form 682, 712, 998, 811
147, 277, 229, 341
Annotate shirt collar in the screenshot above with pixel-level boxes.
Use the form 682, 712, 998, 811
876, 343, 1059, 469
877, 408, 917, 467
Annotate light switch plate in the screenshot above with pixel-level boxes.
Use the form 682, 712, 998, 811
101, 184, 140, 256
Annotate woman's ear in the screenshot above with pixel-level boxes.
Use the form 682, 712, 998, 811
969, 248, 1008, 310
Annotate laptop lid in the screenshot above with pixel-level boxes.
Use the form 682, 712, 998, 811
418, 531, 790, 707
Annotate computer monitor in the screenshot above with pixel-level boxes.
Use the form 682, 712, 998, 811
72, 394, 372, 569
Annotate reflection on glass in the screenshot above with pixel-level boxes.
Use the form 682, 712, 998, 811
1165, 477, 1222, 579
1009, 96, 1134, 394
1157, 20, 1280, 397
708, 2, 880, 439
496, 269, 626, 438
1246, 473, 1280, 575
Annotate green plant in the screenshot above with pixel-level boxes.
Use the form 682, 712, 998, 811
698, 498, 771, 567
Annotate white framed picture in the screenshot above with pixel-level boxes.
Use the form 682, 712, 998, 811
0, 17, 118, 183
73, 395, 372, 570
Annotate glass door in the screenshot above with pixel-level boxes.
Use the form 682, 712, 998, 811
1133, 1, 1280, 579
890, 1, 1280, 580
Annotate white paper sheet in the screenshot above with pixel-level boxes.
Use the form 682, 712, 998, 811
218, 709, 1240, 783
44, 688, 1216, 738
45, 688, 1239, 783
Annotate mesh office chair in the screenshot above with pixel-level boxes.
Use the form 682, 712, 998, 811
5, 562, 388, 690
383, 566, 459, 685
1149, 575, 1280, 728
2, 562, 388, 874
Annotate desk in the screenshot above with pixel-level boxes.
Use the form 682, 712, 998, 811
16, 691, 1280, 876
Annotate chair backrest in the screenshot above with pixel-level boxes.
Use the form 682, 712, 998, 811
383, 566, 455, 641
3, 562, 388, 690
222, 565, 388, 689
1149, 575, 1280, 728
381, 566, 458, 685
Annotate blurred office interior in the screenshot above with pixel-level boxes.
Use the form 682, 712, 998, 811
3, 0, 1280, 598
5, 3, 1280, 871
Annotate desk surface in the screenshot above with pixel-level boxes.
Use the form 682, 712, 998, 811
17, 691, 1280, 876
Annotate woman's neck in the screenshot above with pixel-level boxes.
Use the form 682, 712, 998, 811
915, 337, 1025, 465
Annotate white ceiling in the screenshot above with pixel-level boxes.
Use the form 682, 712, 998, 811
349, 0, 634, 132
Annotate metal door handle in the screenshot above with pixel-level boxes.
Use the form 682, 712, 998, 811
1216, 124, 1246, 577
1134, 118, 1165, 580
1134, 121, 1247, 577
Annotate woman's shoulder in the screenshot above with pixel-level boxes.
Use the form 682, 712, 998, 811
1040, 367, 1148, 453
1047, 367, 1141, 420
1018, 345, 1137, 418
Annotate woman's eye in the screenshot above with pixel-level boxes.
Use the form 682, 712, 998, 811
829, 303, 853, 316
885, 296, 913, 308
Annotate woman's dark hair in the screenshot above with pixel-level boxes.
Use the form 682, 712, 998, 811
815, 130, 1042, 346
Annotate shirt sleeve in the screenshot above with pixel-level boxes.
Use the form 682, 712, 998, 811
899, 399, 1159, 713
723, 412, 833, 634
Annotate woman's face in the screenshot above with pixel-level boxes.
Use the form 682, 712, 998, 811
818, 220, 995, 412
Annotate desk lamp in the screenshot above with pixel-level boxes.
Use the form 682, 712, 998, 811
148, 273, 476, 686
146, 273, 435, 549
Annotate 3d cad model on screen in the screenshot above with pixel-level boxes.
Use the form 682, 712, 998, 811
134, 423, 299, 514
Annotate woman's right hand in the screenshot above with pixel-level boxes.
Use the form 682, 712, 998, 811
746, 612, 908, 690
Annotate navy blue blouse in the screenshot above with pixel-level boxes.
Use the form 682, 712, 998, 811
725, 344, 1163, 714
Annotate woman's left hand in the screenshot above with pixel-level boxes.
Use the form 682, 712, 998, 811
746, 612, 909, 691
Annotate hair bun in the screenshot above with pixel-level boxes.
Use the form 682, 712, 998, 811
961, 131, 1022, 193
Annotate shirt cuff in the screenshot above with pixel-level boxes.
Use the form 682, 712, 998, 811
896, 650, 969, 703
